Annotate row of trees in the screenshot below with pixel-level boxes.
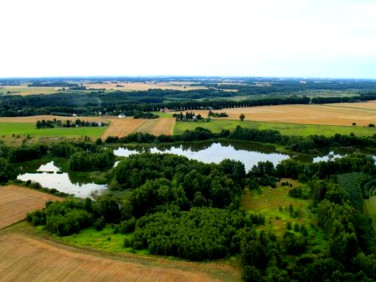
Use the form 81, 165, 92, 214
36, 119, 108, 129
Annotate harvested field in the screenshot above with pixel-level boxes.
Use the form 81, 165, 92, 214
0, 232, 235, 281
85, 82, 206, 91
193, 101, 376, 126
102, 117, 175, 139
0, 185, 61, 229
101, 118, 148, 139
133, 118, 175, 136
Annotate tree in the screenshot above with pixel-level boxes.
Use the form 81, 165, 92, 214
240, 113, 245, 121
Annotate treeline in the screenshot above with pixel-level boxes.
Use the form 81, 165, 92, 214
208, 110, 228, 117
3, 89, 376, 117
36, 119, 109, 129
172, 111, 205, 121
105, 126, 376, 154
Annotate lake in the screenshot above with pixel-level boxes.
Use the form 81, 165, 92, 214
114, 141, 290, 172
17, 161, 107, 198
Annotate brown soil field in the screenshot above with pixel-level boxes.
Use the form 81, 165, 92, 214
194, 101, 376, 126
85, 82, 206, 91
0, 115, 108, 123
0, 185, 61, 230
102, 117, 175, 139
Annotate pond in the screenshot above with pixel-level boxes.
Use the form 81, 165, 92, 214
17, 161, 107, 198
114, 141, 290, 172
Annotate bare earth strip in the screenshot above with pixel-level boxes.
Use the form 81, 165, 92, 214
0, 233, 226, 282
195, 101, 376, 126
133, 118, 175, 136
0, 185, 62, 229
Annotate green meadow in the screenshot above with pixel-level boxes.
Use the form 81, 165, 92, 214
240, 179, 328, 252
0, 123, 106, 138
173, 119, 376, 137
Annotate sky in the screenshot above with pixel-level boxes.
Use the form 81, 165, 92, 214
1, 0, 376, 79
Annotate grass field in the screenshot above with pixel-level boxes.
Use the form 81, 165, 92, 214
0, 185, 61, 230
173, 119, 376, 137
365, 197, 376, 231
0, 85, 58, 95
240, 179, 327, 251
0, 123, 106, 138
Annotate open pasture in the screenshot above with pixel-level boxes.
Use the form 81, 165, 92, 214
199, 101, 376, 127
0, 85, 58, 95
173, 119, 376, 137
0, 185, 61, 230
0, 122, 106, 139
0, 232, 229, 282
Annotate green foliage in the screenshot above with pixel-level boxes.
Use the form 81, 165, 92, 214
113, 154, 245, 216
69, 150, 115, 171
131, 207, 245, 260
0, 157, 17, 183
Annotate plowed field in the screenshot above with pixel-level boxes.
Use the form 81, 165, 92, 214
0, 185, 61, 229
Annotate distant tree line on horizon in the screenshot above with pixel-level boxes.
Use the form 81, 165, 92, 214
2, 89, 376, 117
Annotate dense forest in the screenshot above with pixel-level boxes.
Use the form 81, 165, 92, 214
22, 147, 376, 281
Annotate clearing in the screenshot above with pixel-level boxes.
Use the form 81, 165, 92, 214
0, 185, 61, 230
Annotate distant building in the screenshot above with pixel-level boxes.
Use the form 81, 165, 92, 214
160, 107, 170, 113
118, 114, 126, 119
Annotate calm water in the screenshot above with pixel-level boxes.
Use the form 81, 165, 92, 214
17, 161, 107, 198
114, 142, 290, 172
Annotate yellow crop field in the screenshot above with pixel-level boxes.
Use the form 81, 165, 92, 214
195, 101, 376, 126
102, 117, 175, 139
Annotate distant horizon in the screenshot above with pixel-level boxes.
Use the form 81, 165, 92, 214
1, 75, 376, 81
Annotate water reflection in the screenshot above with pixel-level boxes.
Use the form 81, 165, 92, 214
17, 162, 107, 198
114, 142, 290, 172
